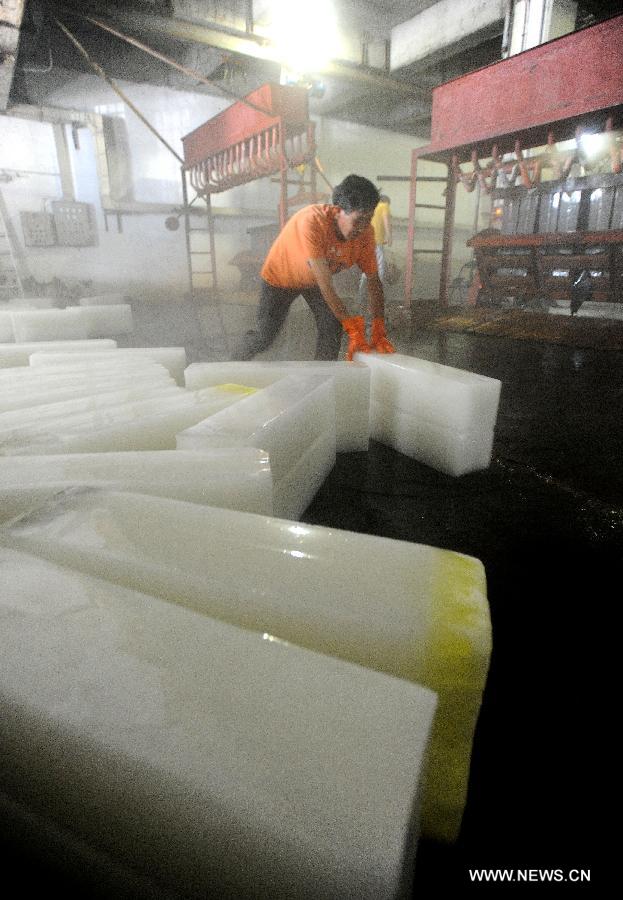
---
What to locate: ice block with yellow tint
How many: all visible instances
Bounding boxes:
[0,488,491,841]
[0,545,437,899]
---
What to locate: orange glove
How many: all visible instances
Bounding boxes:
[342,315,371,361]
[370,317,396,354]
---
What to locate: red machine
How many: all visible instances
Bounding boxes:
[405,14,623,309]
[180,83,320,294]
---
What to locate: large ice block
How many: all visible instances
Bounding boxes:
[0,340,117,368]
[0,545,436,899]
[177,374,335,480]
[185,360,370,451]
[272,428,336,519]
[10,308,90,342]
[0,383,181,434]
[0,489,491,841]
[0,387,246,455]
[370,401,495,477]
[0,369,175,417]
[28,347,187,384]
[356,352,501,475]
[0,449,272,520]
[3,296,60,308]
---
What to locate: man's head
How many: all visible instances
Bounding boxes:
[332,175,380,240]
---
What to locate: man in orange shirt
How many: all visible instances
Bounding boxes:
[239,174,395,361]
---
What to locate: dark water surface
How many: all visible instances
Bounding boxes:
[304,329,616,891]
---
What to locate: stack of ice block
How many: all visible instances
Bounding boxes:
[0,339,117,368]
[6,305,133,342]
[0,449,272,522]
[177,373,337,519]
[355,352,502,476]
[0,488,492,842]
[29,346,188,384]
[0,359,175,413]
[185,360,370,452]
[0,383,250,455]
[1,543,437,899]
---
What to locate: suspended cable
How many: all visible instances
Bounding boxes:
[51,3,274,116]
[53,17,185,164]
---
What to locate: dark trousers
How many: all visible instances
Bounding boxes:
[239,279,343,361]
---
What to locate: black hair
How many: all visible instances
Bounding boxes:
[332,175,380,213]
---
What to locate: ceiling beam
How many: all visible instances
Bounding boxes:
[0,0,26,110]
[51,1,430,102]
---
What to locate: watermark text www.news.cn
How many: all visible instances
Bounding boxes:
[468,868,591,884]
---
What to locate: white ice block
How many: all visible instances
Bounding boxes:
[0,545,436,900]
[370,401,496,477]
[0,358,164,384]
[0,340,117,368]
[0,489,491,842]
[0,370,172,412]
[10,308,90,343]
[185,360,370,452]
[272,428,336,519]
[3,296,59,308]
[177,374,335,480]
[356,352,501,475]
[0,449,272,520]
[28,347,187,384]
[0,387,245,455]
[355,352,501,434]
[78,293,125,306]
[80,304,134,337]
[0,383,181,434]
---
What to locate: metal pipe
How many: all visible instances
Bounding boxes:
[53,18,184,164]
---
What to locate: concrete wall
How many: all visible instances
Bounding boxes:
[1,74,481,305]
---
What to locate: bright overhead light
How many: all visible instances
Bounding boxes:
[269,0,340,76]
[579,132,606,159]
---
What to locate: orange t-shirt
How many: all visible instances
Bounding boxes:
[260,204,378,289]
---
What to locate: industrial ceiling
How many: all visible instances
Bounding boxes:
[2,0,623,138]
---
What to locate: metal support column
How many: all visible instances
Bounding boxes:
[439,165,457,307]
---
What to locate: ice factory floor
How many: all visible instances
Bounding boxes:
[3,318,612,895]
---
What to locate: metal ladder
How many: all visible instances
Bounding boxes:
[0,189,24,300]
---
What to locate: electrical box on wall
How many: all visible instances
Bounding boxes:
[51,201,98,246]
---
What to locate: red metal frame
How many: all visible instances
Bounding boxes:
[181,82,317,227]
[180,83,319,294]
[405,15,623,307]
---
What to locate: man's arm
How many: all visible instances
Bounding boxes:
[307,258,350,320]
[307,257,371,359]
